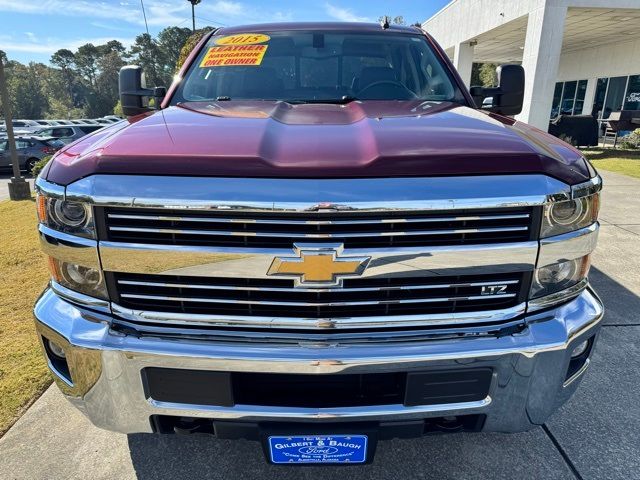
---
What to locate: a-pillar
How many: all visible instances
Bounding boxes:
[515,4,567,131]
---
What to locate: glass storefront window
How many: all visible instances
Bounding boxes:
[593,74,639,135]
[624,75,640,110]
[602,76,627,119]
[592,78,608,118]
[550,79,589,118]
[551,75,639,123]
[551,82,563,118]
[560,80,577,115]
[574,80,588,115]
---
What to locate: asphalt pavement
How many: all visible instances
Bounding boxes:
[0,170,638,480]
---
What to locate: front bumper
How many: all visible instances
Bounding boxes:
[34,287,603,434]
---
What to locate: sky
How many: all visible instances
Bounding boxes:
[0,0,450,64]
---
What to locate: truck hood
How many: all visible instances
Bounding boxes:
[46,101,590,185]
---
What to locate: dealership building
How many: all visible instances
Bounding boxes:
[423,0,640,132]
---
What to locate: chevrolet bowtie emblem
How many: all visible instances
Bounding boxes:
[267,243,371,287]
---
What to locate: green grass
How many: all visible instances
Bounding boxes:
[0,199,51,436]
[582,148,640,179]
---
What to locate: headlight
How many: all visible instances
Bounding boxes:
[37,195,95,238]
[541,194,599,238]
[530,255,591,299]
[48,257,108,299]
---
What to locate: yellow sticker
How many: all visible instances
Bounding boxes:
[215,33,270,46]
[199,45,268,67]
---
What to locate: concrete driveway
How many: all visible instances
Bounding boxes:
[0,173,35,200]
[1,171,638,480]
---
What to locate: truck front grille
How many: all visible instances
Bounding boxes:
[109,272,525,321]
[102,207,534,248]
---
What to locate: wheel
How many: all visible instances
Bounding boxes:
[25,158,39,175]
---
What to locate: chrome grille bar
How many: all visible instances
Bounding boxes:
[119,293,517,307]
[112,271,524,324]
[117,279,520,294]
[107,213,531,225]
[108,225,529,238]
[104,204,534,249]
[111,302,527,330]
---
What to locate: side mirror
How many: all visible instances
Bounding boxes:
[470,64,524,116]
[118,65,166,117]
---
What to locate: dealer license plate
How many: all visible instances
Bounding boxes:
[267,434,368,464]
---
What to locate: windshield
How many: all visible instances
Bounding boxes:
[172,30,466,104]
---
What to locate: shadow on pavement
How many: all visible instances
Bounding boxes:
[589,266,640,325]
[127,426,573,480]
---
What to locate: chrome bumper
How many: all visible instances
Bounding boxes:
[34,286,603,434]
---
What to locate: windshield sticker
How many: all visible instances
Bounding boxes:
[199,45,268,67]
[215,33,270,46]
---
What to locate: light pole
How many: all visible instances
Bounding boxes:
[187,0,202,32]
[0,57,31,200]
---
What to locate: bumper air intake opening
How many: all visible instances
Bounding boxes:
[565,335,595,382]
[149,414,487,437]
[142,368,493,409]
[42,336,72,384]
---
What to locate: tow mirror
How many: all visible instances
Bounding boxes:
[470,64,524,116]
[118,65,166,117]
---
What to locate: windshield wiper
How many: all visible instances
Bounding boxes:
[213,96,360,104]
[287,96,359,105]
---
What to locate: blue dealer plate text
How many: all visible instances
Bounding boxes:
[268,435,368,464]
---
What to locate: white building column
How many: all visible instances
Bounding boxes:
[515,4,567,131]
[582,78,597,116]
[453,41,474,88]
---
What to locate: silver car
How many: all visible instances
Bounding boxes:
[0,136,64,173]
[33,124,104,144]
[0,119,42,134]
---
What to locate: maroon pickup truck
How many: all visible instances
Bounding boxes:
[34,22,602,465]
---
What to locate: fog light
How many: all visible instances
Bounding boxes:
[571,340,589,358]
[61,263,101,288]
[47,339,66,359]
[50,259,108,299]
[530,255,591,299]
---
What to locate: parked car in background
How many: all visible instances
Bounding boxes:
[0,126,31,138]
[34,124,104,144]
[0,136,63,173]
[0,119,42,134]
[14,119,43,131]
[103,115,123,122]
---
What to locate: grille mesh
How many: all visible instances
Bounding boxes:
[102,207,534,249]
[102,205,536,331]
[111,272,525,319]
